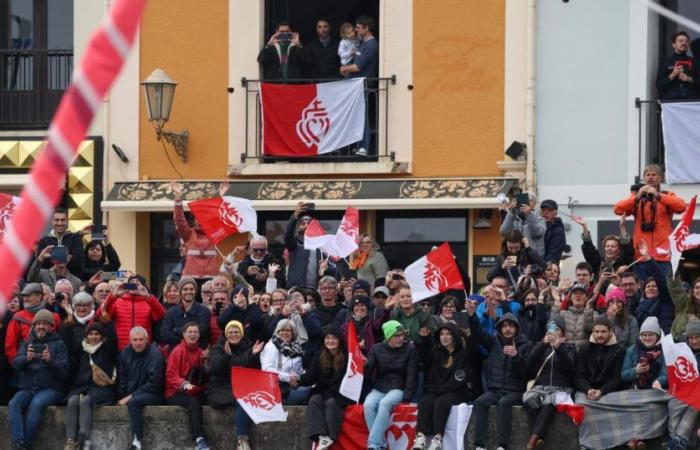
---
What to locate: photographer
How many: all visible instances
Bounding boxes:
[237,236,286,293]
[285,202,325,289]
[257,20,309,81]
[488,230,545,291]
[27,244,82,293]
[655,31,698,100]
[613,164,686,275]
[499,192,547,258]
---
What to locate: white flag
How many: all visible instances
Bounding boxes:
[662,102,700,184]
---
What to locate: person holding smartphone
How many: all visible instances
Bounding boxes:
[257,20,309,81]
[285,202,326,289]
[82,228,122,283]
[26,244,82,293]
[498,192,547,258]
[487,230,545,291]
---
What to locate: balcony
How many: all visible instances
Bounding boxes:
[0,49,73,130]
[240,76,396,164]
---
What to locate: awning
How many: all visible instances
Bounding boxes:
[101,178,516,211]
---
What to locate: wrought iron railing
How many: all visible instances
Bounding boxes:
[0,49,74,129]
[241,76,396,163]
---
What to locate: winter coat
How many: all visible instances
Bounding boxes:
[341,309,389,357]
[355,251,390,286]
[206,337,260,408]
[634,260,675,334]
[26,260,82,293]
[390,307,437,346]
[418,323,475,401]
[59,316,116,373]
[669,277,700,339]
[475,300,522,336]
[66,333,118,406]
[613,191,686,262]
[315,303,346,331]
[305,38,341,79]
[99,293,166,351]
[655,52,699,100]
[499,210,547,257]
[165,340,206,398]
[5,308,62,362]
[621,341,667,389]
[82,243,121,282]
[543,217,567,264]
[550,303,594,348]
[36,231,86,279]
[469,312,532,393]
[218,303,267,344]
[574,335,625,395]
[257,42,310,80]
[118,343,165,398]
[299,350,352,407]
[13,329,69,392]
[518,304,548,344]
[284,214,321,289]
[174,202,221,278]
[161,302,211,350]
[364,340,417,401]
[260,339,304,384]
[267,311,322,369]
[487,248,545,290]
[581,232,634,278]
[237,253,286,292]
[527,341,577,388]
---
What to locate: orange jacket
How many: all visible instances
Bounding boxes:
[613,191,686,262]
[174,202,221,278]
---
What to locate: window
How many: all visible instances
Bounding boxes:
[151,213,182,295]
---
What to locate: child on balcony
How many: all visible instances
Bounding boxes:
[338,22,359,75]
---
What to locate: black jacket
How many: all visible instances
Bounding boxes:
[36,232,86,279]
[527,341,577,388]
[257,43,309,80]
[581,233,634,278]
[13,329,70,392]
[237,253,286,292]
[217,303,265,344]
[284,214,320,288]
[543,217,566,264]
[487,248,545,289]
[656,52,698,100]
[161,302,211,350]
[118,343,165,398]
[419,323,475,401]
[66,332,118,406]
[60,318,117,374]
[469,312,532,393]
[306,38,341,79]
[518,304,548,344]
[206,337,260,408]
[315,303,346,331]
[298,329,353,407]
[574,339,625,395]
[82,243,121,282]
[365,340,418,401]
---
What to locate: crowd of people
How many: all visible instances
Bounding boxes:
[1,165,699,450]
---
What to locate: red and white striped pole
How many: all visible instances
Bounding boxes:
[0,0,148,310]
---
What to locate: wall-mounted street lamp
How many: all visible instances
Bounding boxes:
[142,69,189,163]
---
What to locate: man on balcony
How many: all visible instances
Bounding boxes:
[306,18,341,79]
[656,31,698,100]
[258,21,309,81]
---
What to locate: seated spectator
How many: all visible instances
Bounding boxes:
[656,31,698,100]
[363,321,417,450]
[621,317,667,390]
[666,320,700,450]
[434,295,459,325]
[574,315,625,403]
[35,207,86,279]
[475,282,521,336]
[293,327,351,450]
[540,199,566,264]
[488,231,545,290]
[413,323,474,450]
[670,276,700,339]
[207,289,230,346]
[522,317,576,450]
[82,234,121,283]
[58,292,98,372]
[258,20,308,81]
[267,288,322,369]
[98,282,166,351]
[217,285,266,344]
[117,327,165,450]
[390,285,437,345]
[468,311,532,450]
[634,240,675,334]
[517,288,548,344]
[549,283,594,348]
[27,244,82,293]
[9,310,69,449]
[601,287,639,349]
[499,193,547,258]
[206,320,263,450]
[161,277,211,352]
[5,283,61,363]
[306,18,341,79]
[63,322,117,450]
[260,319,310,405]
[619,272,642,316]
[200,280,214,307]
[165,323,210,450]
[342,295,395,358]
[160,280,180,310]
[237,236,285,293]
[350,234,389,286]
[572,215,634,279]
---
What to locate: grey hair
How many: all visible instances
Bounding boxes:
[250,235,268,247]
[525,191,537,204]
[55,279,74,294]
[318,276,338,289]
[274,319,297,339]
[72,292,95,307]
[129,326,148,339]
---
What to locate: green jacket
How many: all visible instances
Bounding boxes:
[390,307,437,345]
[670,277,692,339]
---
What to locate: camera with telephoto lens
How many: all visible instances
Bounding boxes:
[54,293,66,303]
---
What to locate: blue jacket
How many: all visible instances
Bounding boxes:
[543,217,566,264]
[634,260,675,334]
[13,329,69,392]
[621,341,667,389]
[476,300,521,336]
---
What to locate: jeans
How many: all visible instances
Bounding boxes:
[9,388,64,445]
[472,390,522,447]
[364,389,403,449]
[65,393,93,440]
[235,405,252,437]
[127,392,163,441]
[166,393,205,441]
[283,386,311,406]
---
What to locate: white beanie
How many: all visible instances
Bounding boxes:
[639,316,663,338]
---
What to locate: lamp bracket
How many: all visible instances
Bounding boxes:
[157,128,189,163]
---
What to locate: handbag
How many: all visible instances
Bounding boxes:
[526,350,554,391]
[89,355,116,387]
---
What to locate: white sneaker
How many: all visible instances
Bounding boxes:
[496,447,507,450]
[412,433,426,450]
[317,436,334,450]
[237,436,251,450]
[427,435,442,450]
[475,447,486,450]
[356,147,368,156]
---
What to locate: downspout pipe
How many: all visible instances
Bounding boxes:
[525,0,537,193]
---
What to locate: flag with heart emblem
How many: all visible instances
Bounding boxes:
[188,196,258,245]
[404,242,465,303]
[661,334,700,410]
[231,367,288,424]
[332,404,417,450]
[261,78,365,157]
[339,320,364,402]
[333,207,360,259]
[0,193,20,243]
[669,195,700,275]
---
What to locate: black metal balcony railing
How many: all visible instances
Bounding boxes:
[0,49,74,129]
[241,76,396,163]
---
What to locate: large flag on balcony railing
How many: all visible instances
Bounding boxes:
[260,78,365,157]
[661,101,700,183]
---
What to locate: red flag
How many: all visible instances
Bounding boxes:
[404,242,464,302]
[231,367,287,424]
[339,320,364,402]
[555,403,585,425]
[0,193,20,243]
[261,79,365,157]
[669,195,700,274]
[333,207,360,258]
[188,196,257,245]
[332,404,417,450]
[661,334,700,410]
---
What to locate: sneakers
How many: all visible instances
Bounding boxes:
[665,435,688,450]
[427,435,442,450]
[475,446,486,450]
[195,437,210,450]
[412,433,426,450]
[11,442,27,450]
[237,436,251,450]
[496,446,507,450]
[355,147,368,156]
[64,439,78,450]
[130,435,142,450]
[316,436,334,450]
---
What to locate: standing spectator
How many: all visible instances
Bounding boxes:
[237,236,286,293]
[613,164,686,274]
[63,322,117,450]
[540,199,566,264]
[35,207,86,278]
[363,321,417,450]
[9,310,69,450]
[670,276,700,339]
[488,231,545,290]
[160,280,181,310]
[475,282,521,336]
[390,286,437,345]
[260,319,310,405]
[306,18,340,79]
[257,21,308,81]
[666,319,700,450]
[161,277,211,351]
[285,202,321,289]
[656,31,698,100]
[549,283,595,348]
[517,288,548,344]
[499,193,547,258]
[468,312,532,450]
[117,327,165,450]
[337,22,359,68]
[82,234,121,283]
[165,323,211,450]
[27,244,82,293]
[602,287,639,349]
[634,240,675,334]
[572,215,634,277]
[5,283,61,363]
[349,234,389,286]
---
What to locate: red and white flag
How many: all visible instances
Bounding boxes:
[231,367,288,424]
[188,196,257,245]
[669,195,700,274]
[404,243,465,302]
[261,78,365,157]
[333,207,360,259]
[304,219,336,254]
[0,193,20,243]
[339,320,364,402]
[333,404,417,450]
[661,334,700,410]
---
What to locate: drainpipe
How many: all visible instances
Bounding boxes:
[525,0,537,193]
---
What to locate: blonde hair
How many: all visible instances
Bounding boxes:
[340,22,354,36]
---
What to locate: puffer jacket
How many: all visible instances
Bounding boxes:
[469,312,532,393]
[550,303,594,348]
[527,341,577,388]
[174,201,221,277]
[13,329,70,392]
[165,340,206,398]
[206,337,260,408]
[574,334,625,395]
[419,323,475,401]
[365,340,418,401]
[621,340,667,389]
[5,308,62,362]
[99,293,166,351]
[118,343,165,398]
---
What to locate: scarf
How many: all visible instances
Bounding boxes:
[82,339,104,355]
[289,312,309,344]
[350,251,369,270]
[272,335,303,358]
[26,302,45,314]
[74,310,95,325]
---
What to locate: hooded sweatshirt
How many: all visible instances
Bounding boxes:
[574,332,625,395]
[419,323,475,400]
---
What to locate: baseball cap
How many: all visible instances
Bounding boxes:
[373,286,390,298]
[570,283,588,294]
[541,199,558,210]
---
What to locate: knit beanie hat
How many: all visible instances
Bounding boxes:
[85,321,106,337]
[551,316,566,334]
[685,319,700,338]
[225,320,244,337]
[639,316,663,338]
[178,276,197,293]
[606,287,626,304]
[32,309,54,326]
[382,320,405,341]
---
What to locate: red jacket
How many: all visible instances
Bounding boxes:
[614,191,686,262]
[165,340,205,398]
[4,309,61,363]
[174,202,221,278]
[99,293,166,351]
[208,314,222,347]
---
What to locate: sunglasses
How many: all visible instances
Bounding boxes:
[251,248,266,253]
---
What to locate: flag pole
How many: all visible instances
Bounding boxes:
[214,245,227,260]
